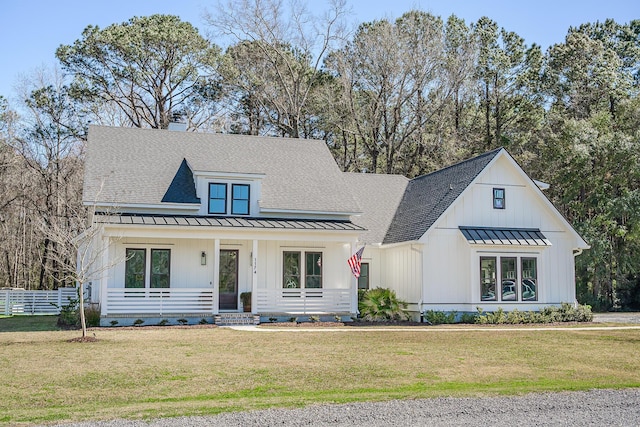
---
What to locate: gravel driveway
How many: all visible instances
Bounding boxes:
[49,388,640,427]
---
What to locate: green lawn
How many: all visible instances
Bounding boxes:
[0,315,59,332]
[0,323,639,425]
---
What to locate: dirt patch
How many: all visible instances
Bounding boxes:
[67,336,99,343]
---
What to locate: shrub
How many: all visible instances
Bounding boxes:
[358,287,410,322]
[56,297,79,328]
[157,319,169,326]
[177,318,188,325]
[109,320,119,326]
[199,318,209,324]
[424,310,456,325]
[133,319,145,327]
[84,306,101,327]
[459,312,478,324]
[309,315,320,323]
[475,303,594,324]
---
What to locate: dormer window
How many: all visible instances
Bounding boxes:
[209,183,227,214]
[207,182,252,216]
[493,188,505,209]
[231,184,250,215]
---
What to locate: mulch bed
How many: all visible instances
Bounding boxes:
[258,321,345,327]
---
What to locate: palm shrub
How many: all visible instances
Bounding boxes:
[358,287,410,322]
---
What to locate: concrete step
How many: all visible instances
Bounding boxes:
[215,313,260,326]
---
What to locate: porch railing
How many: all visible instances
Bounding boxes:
[256,288,352,314]
[104,288,214,316]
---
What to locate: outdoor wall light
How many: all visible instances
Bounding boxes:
[201,251,207,265]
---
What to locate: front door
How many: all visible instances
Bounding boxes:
[219,249,239,310]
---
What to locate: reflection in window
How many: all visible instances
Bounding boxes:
[125,249,146,288]
[283,252,301,288]
[521,258,537,301]
[305,252,322,288]
[501,257,517,301]
[150,249,170,288]
[480,257,497,301]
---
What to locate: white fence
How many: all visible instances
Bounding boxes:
[256,288,352,314]
[104,288,214,315]
[1,288,78,316]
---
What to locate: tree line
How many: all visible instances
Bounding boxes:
[1,1,639,310]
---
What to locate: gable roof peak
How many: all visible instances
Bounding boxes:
[383,148,503,245]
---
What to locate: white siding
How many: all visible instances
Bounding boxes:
[421,154,582,311]
[380,244,422,306]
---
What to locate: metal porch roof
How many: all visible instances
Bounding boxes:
[95,213,365,232]
[459,226,551,246]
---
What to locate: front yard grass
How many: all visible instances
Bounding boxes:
[1,326,639,425]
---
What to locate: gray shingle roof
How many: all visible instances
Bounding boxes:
[83,126,360,214]
[343,173,408,244]
[383,148,502,245]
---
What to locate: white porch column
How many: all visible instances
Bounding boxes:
[251,239,258,314]
[99,236,110,316]
[213,239,220,314]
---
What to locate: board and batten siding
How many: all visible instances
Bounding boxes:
[420,154,581,311]
[380,244,423,308]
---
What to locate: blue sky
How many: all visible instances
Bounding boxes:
[1,0,638,101]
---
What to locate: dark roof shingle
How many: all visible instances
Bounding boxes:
[383,148,502,244]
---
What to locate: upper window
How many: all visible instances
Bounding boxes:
[231,184,250,215]
[493,188,505,209]
[209,183,227,214]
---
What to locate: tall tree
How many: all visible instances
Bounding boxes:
[324,11,448,175]
[56,14,222,130]
[205,0,348,138]
[12,69,87,289]
[473,17,543,150]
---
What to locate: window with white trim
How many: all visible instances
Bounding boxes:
[125,248,171,288]
[480,255,537,302]
[283,251,323,289]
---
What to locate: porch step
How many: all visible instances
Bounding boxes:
[215,313,260,326]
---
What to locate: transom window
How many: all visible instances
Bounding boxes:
[208,183,227,214]
[231,184,250,215]
[283,251,323,289]
[125,248,171,288]
[480,255,537,302]
[493,188,505,209]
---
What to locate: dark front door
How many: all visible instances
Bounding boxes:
[219,249,239,310]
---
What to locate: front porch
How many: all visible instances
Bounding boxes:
[91,215,362,324]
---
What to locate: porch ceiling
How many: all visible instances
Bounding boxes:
[459,226,551,246]
[95,213,365,232]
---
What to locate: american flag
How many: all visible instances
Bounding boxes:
[348,246,365,278]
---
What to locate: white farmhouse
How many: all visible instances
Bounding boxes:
[81,126,588,325]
